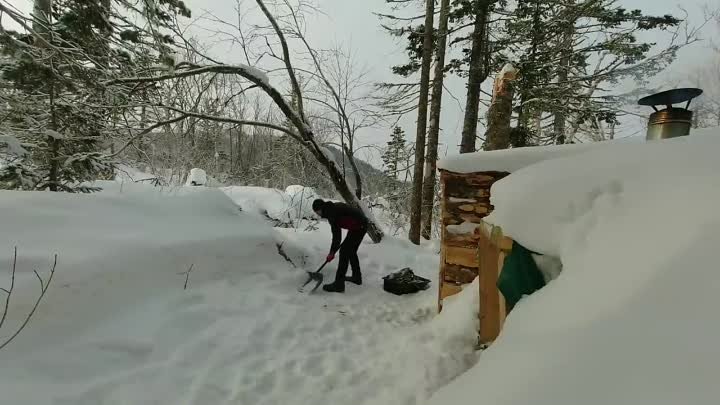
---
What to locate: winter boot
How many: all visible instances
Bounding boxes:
[345,273,362,285]
[323,281,345,293]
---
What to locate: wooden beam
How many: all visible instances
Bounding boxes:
[478,234,503,343]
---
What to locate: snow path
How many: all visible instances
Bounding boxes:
[0,182,479,405]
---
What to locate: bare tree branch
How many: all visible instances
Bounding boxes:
[0,251,57,352]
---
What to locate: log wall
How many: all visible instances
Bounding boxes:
[438,169,511,344]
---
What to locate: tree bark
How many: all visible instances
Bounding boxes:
[34,0,59,191]
[459,0,492,154]
[553,7,574,145]
[484,64,518,151]
[408,0,435,245]
[420,0,451,240]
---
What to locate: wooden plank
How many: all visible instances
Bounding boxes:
[498,251,508,322]
[445,246,479,268]
[474,223,514,251]
[439,282,463,302]
[478,235,503,344]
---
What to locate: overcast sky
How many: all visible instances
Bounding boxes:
[6,0,716,167]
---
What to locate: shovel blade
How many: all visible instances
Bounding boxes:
[299,271,324,293]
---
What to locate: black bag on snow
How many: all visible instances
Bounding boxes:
[382,268,431,295]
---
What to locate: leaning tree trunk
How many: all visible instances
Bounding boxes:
[107,0,386,242]
[459,0,492,154]
[343,146,363,199]
[305,140,383,242]
[408,0,436,245]
[420,0,451,240]
[484,64,518,151]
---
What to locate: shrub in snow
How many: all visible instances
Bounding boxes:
[284,185,321,220]
[185,168,207,186]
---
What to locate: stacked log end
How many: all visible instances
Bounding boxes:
[438,169,509,311]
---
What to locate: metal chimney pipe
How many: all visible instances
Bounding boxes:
[638,88,703,141]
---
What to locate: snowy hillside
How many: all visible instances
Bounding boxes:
[428,132,720,405]
[0,179,478,404]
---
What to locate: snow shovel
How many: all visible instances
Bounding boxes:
[298,259,330,293]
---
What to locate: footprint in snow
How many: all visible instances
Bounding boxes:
[254,370,277,392]
[302,354,325,377]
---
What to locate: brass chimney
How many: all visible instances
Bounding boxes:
[638,88,703,140]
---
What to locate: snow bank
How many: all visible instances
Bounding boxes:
[437,136,643,174]
[221,185,320,225]
[0,181,482,405]
[427,132,720,405]
[285,185,320,219]
[185,168,208,186]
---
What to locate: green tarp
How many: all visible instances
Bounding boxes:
[497,241,546,310]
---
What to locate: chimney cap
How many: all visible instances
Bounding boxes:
[638,87,703,108]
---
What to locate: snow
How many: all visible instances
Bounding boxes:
[448,197,476,203]
[0,180,484,404]
[185,168,207,186]
[437,136,644,174]
[498,62,517,77]
[285,184,321,219]
[0,135,27,156]
[446,221,480,235]
[221,185,319,224]
[239,63,270,86]
[427,131,720,405]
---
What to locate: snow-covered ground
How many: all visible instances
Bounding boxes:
[428,131,720,405]
[5,130,720,404]
[0,179,478,404]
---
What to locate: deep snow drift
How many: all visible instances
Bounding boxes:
[0,180,479,404]
[428,132,720,405]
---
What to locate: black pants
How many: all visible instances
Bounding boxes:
[334,227,366,283]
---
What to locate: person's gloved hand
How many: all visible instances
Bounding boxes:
[326,253,335,262]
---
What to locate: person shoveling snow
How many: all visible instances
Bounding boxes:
[312,198,368,293]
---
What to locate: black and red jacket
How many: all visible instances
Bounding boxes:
[320,201,368,252]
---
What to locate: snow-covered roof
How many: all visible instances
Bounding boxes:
[437,136,644,174]
[428,128,720,405]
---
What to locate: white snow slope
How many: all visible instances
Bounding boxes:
[0,180,479,405]
[427,132,720,405]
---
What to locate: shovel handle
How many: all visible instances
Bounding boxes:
[314,260,329,274]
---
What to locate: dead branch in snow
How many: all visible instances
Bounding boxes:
[276,242,296,268]
[177,264,195,290]
[0,248,57,351]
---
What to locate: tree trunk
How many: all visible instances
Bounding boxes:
[459,0,492,154]
[34,0,59,191]
[515,0,542,146]
[408,0,436,245]
[484,64,518,151]
[553,9,574,145]
[343,145,363,199]
[420,0,451,240]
